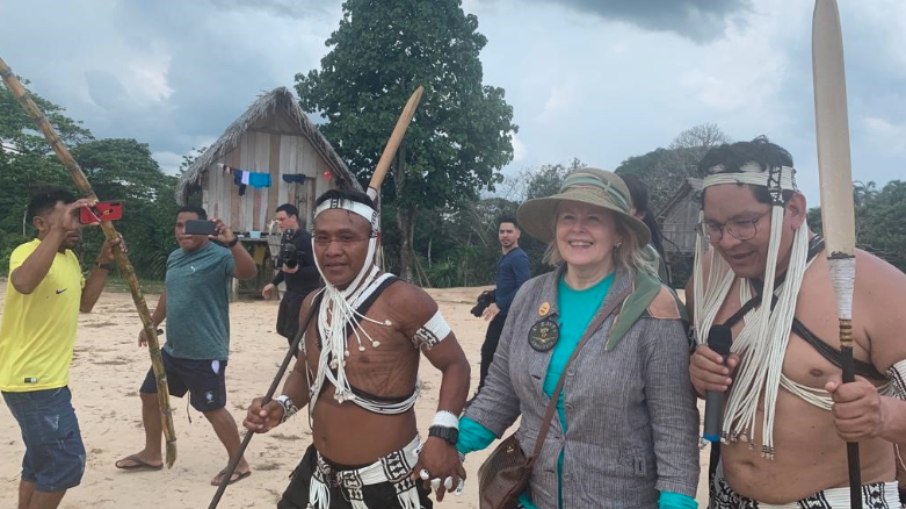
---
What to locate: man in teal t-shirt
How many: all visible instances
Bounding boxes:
[116,206,258,487]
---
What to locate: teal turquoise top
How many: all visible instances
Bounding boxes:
[458,271,697,509]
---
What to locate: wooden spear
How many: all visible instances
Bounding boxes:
[0,56,178,468]
[367,85,424,200]
[812,1,860,506]
[208,85,424,508]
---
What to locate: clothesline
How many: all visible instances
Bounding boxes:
[216,163,311,196]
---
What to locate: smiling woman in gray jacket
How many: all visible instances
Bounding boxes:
[456,168,700,509]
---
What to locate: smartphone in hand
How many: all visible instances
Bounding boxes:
[79,201,124,224]
[184,219,217,236]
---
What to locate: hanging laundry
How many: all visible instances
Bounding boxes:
[248,172,272,188]
[232,169,247,196]
[282,173,308,184]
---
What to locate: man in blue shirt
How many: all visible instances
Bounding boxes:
[115,206,258,487]
[478,216,531,391]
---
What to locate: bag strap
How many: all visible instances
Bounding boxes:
[529,282,633,459]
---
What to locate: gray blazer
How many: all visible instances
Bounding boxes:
[465,267,699,508]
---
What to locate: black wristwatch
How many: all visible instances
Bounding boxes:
[226,237,240,248]
[428,425,459,446]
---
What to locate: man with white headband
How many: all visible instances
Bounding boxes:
[244,189,471,509]
[688,136,906,508]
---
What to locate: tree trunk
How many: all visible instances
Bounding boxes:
[397,206,417,282]
[393,138,416,282]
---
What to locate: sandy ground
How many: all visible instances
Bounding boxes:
[0,284,709,508]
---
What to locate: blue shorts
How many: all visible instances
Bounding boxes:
[140,349,228,412]
[2,387,86,492]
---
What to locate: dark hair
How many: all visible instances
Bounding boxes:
[497,215,519,230]
[315,189,375,209]
[698,135,795,204]
[620,173,666,258]
[177,205,207,220]
[28,186,76,219]
[276,203,299,217]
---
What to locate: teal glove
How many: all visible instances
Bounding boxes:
[659,491,697,509]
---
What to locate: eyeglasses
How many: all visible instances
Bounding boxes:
[698,212,769,243]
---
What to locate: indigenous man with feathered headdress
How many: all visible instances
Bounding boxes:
[244,189,471,509]
[688,136,906,508]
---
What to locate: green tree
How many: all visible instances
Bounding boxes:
[295,0,517,282]
[809,180,906,273]
[71,139,180,278]
[1,79,92,154]
[616,123,730,215]
[859,180,906,270]
[1,81,92,269]
[1,82,181,280]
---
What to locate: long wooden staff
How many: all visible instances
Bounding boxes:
[812,1,860,506]
[0,56,178,467]
[208,85,424,508]
[367,85,424,200]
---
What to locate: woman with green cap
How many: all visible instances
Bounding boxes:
[456,168,699,508]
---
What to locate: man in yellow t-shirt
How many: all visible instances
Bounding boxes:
[0,187,119,509]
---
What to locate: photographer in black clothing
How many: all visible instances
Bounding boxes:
[260,204,321,348]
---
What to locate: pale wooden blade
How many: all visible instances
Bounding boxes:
[812,7,863,504]
[813,0,856,258]
[367,85,424,200]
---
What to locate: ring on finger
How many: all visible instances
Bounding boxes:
[419,468,431,481]
[430,478,442,491]
[455,477,465,495]
[443,476,454,490]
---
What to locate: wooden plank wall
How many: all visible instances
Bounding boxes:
[200,128,337,233]
[661,196,699,254]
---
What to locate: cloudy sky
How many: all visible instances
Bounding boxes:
[1,0,904,205]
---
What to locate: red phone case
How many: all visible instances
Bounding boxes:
[80,201,123,224]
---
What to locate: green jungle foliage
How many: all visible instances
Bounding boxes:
[1,81,179,280]
[295,0,517,283]
[3,81,903,291]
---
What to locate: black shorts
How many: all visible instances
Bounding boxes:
[276,290,307,342]
[278,444,433,509]
[140,349,227,412]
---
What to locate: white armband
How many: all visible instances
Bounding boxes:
[412,310,451,350]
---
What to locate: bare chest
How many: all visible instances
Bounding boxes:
[714,274,873,389]
[303,307,420,396]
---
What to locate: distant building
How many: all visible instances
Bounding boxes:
[656,178,702,287]
[176,87,360,296]
[176,87,360,228]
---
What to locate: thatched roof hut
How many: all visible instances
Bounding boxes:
[656,177,703,256]
[651,177,702,287]
[176,87,360,232]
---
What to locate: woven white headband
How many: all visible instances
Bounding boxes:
[703,163,797,193]
[314,198,378,227]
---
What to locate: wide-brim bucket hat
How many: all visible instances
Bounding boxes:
[517,167,651,248]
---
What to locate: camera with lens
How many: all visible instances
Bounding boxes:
[277,229,301,269]
[470,289,496,317]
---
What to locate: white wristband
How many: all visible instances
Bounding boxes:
[432,410,459,429]
[275,395,298,423]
